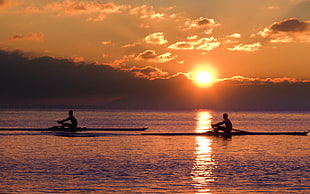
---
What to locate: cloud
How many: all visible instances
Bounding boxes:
[6,32,44,41]
[135,50,177,63]
[121,43,138,48]
[20,1,171,23]
[218,75,310,85]
[144,32,168,45]
[129,5,165,20]
[136,50,157,60]
[125,66,169,80]
[1,49,310,110]
[156,52,177,63]
[6,1,172,24]
[120,67,189,84]
[102,53,108,58]
[70,56,84,63]
[227,33,241,39]
[101,40,112,45]
[187,35,198,40]
[138,23,151,29]
[259,18,310,43]
[266,5,279,10]
[268,18,309,33]
[22,0,128,21]
[168,37,220,51]
[228,42,261,52]
[223,33,241,44]
[168,41,195,50]
[51,1,125,15]
[269,36,295,43]
[0,49,138,99]
[195,37,221,51]
[179,17,220,32]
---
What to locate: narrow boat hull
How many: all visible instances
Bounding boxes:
[46,132,123,137]
[234,131,309,135]
[142,131,309,136]
[0,127,148,132]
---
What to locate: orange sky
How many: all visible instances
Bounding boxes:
[1,0,310,110]
[1,0,310,81]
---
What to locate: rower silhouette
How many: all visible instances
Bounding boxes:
[211,113,232,133]
[57,110,78,129]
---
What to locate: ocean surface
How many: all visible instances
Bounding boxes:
[0,109,309,193]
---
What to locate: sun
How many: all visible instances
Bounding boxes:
[191,66,217,88]
[196,71,213,84]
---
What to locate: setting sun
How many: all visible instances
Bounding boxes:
[191,66,217,87]
[196,71,213,84]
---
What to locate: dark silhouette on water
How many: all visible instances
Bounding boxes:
[212,113,233,133]
[57,110,78,129]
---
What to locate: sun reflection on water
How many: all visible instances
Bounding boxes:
[191,111,216,194]
[195,111,212,133]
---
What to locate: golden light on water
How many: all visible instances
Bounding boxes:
[191,110,216,193]
[192,137,216,193]
[195,111,212,133]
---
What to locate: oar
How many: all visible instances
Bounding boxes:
[232,128,248,133]
[211,125,249,133]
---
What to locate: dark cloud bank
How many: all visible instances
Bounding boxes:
[1,49,310,110]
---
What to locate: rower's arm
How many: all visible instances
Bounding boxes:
[59,117,70,122]
[214,121,224,126]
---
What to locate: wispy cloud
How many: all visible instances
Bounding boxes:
[228,42,261,52]
[121,43,138,48]
[135,50,177,63]
[129,5,165,20]
[218,75,310,85]
[22,0,128,21]
[168,41,195,50]
[101,40,112,45]
[6,32,44,41]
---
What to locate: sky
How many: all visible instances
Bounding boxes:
[1,0,310,110]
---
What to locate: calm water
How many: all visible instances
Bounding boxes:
[0,109,309,193]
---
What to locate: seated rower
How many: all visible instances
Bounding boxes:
[57,110,78,129]
[211,113,233,133]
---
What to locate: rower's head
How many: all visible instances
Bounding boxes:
[223,113,228,119]
[68,110,73,115]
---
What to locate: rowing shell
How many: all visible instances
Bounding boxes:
[0,127,148,132]
[141,131,309,136]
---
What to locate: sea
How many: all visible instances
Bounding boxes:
[0,109,309,193]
